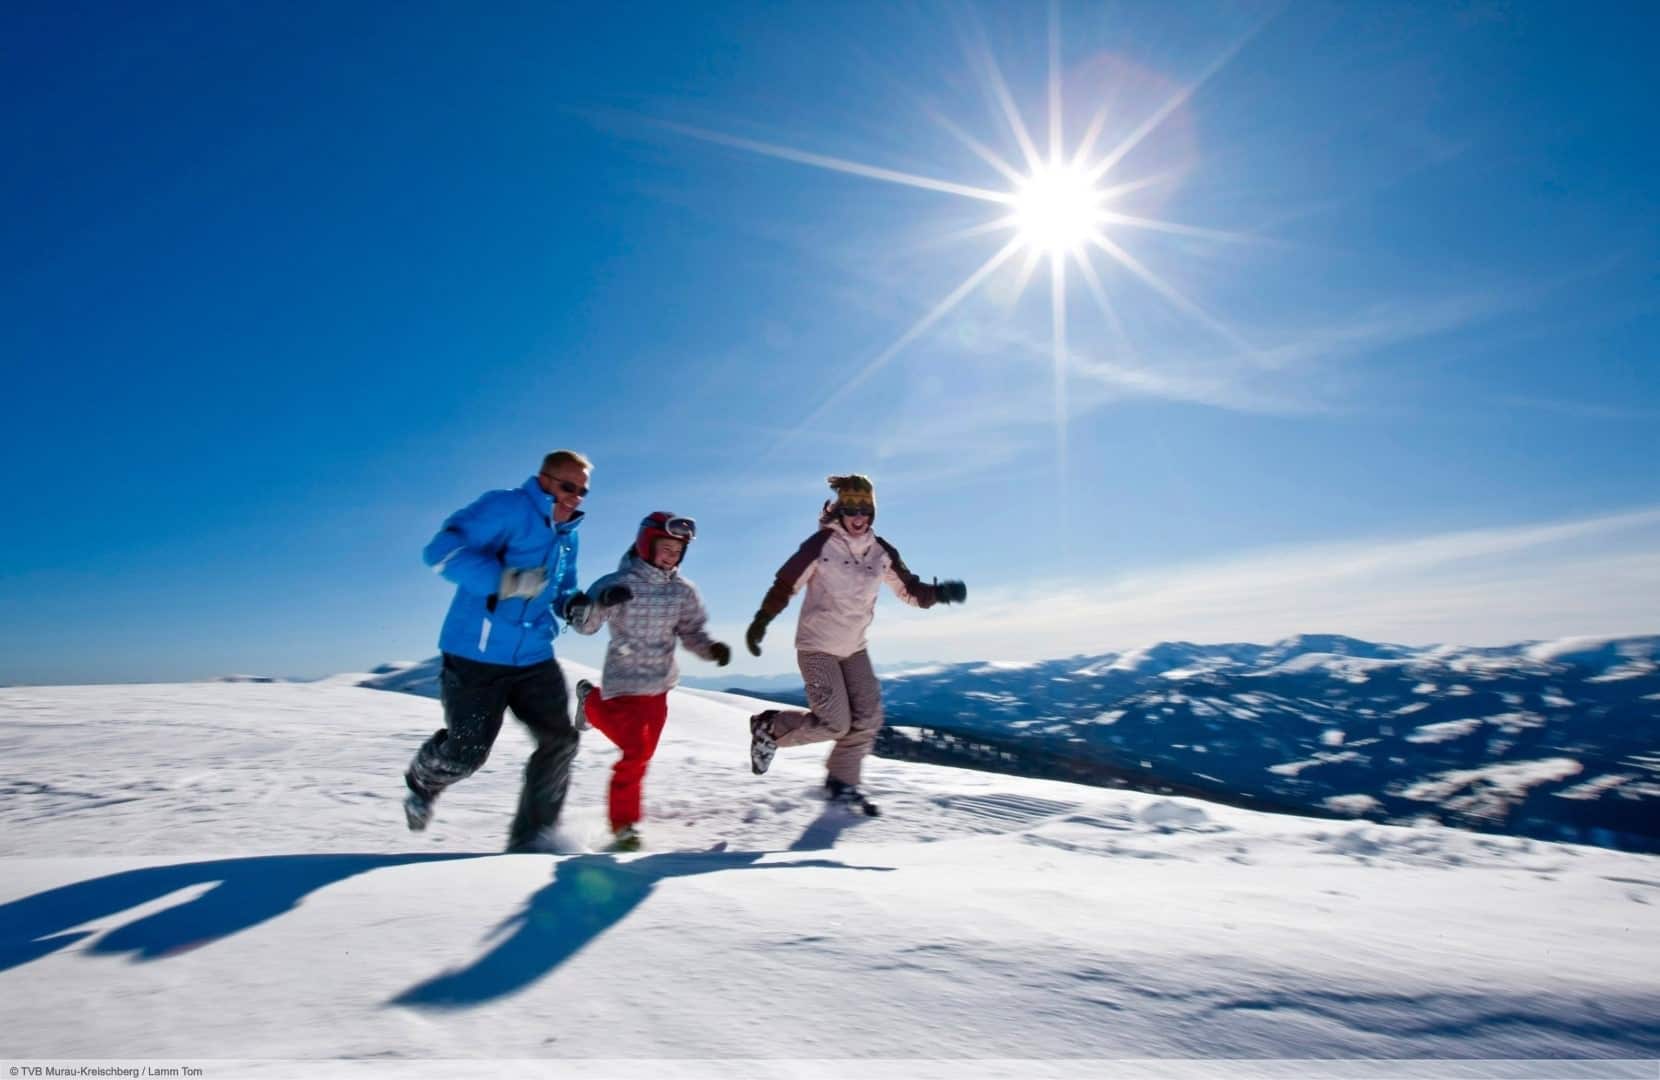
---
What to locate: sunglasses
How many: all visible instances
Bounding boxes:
[837,503,874,518]
[645,514,697,541]
[541,474,589,497]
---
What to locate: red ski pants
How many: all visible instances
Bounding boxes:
[582,690,669,831]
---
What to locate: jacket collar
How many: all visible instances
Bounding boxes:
[823,517,876,555]
[619,551,676,582]
[521,476,585,532]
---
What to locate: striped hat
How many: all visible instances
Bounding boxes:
[826,474,876,521]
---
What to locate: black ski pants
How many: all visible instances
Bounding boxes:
[406,653,580,852]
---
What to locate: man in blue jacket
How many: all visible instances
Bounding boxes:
[403,449,601,853]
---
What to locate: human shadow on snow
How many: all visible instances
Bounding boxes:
[787,805,873,851]
[0,852,486,972]
[390,847,891,1009]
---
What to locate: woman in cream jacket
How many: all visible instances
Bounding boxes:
[743,475,966,814]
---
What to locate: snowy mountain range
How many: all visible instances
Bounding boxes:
[766,634,1660,852]
[343,634,1660,852]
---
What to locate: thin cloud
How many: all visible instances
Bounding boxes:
[870,507,1660,659]
[797,285,1516,485]
[1061,288,1513,415]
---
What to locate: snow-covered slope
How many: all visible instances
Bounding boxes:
[1,673,1657,1072]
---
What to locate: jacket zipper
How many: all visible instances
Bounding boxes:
[510,528,564,665]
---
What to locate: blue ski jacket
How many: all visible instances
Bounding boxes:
[423,476,584,667]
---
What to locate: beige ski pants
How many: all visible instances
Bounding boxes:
[767,649,884,785]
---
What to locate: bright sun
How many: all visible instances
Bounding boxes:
[664,4,1253,462]
[1012,164,1102,254]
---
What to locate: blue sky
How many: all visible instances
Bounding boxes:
[2,1,1657,684]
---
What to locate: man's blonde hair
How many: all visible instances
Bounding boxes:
[542,449,593,472]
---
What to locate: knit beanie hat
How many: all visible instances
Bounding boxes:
[826,474,876,522]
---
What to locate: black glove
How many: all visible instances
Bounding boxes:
[561,591,592,621]
[745,612,772,657]
[709,642,732,667]
[596,583,633,607]
[934,579,967,605]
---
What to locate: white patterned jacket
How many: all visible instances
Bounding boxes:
[571,552,722,698]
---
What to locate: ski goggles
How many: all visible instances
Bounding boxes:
[835,502,875,518]
[644,515,697,540]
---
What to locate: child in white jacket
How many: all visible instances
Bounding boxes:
[570,512,731,851]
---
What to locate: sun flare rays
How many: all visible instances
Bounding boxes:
[663,8,1264,467]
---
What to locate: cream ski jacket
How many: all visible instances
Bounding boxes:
[758,518,942,659]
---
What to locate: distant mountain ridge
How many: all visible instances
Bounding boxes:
[343,633,1660,852]
[713,633,1660,853]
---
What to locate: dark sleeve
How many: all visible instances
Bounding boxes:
[875,536,938,609]
[757,531,833,618]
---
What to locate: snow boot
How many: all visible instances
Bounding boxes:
[825,777,881,817]
[574,679,595,732]
[403,774,436,832]
[749,711,779,775]
[608,824,643,853]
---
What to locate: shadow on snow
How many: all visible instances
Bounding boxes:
[0,852,485,972]
[390,845,892,1009]
[788,804,874,852]
[0,819,892,1011]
